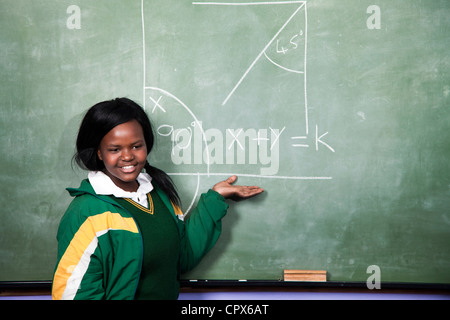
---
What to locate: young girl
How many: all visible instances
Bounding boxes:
[52,98,263,300]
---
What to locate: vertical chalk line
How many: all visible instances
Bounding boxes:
[304,3,308,135]
[141,0,146,110]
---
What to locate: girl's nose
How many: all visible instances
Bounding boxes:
[121,149,134,161]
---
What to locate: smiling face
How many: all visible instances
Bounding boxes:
[97,119,148,192]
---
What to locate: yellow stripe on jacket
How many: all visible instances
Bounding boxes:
[52,212,139,300]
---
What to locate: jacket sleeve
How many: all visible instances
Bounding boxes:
[52,197,106,300]
[179,189,229,273]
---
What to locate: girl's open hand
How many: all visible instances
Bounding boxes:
[212,175,264,201]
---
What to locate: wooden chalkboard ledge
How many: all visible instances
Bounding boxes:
[180,280,450,294]
[0,281,51,297]
[1,280,449,297]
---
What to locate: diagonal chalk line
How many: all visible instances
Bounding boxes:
[213,2,306,105]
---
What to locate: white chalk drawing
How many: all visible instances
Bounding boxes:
[141,1,333,213]
[193,1,307,135]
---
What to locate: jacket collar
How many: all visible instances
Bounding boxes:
[88,171,154,208]
[66,179,178,221]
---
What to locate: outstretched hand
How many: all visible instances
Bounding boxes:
[212,175,264,201]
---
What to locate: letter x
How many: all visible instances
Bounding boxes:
[149,95,166,113]
[227,129,244,150]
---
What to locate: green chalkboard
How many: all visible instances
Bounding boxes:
[1,0,449,284]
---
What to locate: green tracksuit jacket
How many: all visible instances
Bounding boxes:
[52,179,228,300]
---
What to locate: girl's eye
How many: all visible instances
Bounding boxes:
[108,148,119,153]
[133,145,143,149]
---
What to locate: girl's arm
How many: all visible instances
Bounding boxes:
[52,205,107,300]
[179,189,228,273]
[179,175,263,273]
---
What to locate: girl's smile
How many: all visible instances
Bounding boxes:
[97,119,148,192]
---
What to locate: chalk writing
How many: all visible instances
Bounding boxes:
[140,1,334,215]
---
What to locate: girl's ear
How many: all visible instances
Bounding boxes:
[97,149,103,161]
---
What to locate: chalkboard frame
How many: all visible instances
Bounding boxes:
[1,0,449,285]
[1,280,449,292]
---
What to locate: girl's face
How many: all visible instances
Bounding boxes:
[97,120,148,192]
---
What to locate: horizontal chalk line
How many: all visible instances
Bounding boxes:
[168,172,332,180]
[193,1,306,5]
